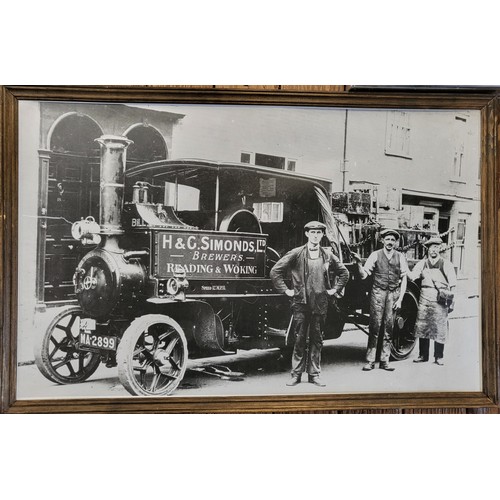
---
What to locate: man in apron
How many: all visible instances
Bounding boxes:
[270,221,349,387]
[353,228,408,371]
[407,237,457,365]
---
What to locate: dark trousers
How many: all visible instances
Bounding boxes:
[418,338,444,360]
[367,287,398,363]
[291,310,325,377]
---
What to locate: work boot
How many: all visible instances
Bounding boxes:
[413,356,428,363]
[434,358,445,366]
[308,376,326,387]
[362,362,375,371]
[286,375,301,386]
[379,362,395,371]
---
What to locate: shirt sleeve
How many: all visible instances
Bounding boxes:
[329,254,350,292]
[269,248,298,294]
[400,253,409,274]
[407,259,425,282]
[362,251,378,276]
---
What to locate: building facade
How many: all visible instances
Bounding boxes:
[19,101,184,308]
[162,104,480,279]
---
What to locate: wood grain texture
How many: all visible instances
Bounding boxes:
[6,86,493,109]
[404,408,467,414]
[1,85,499,414]
[481,99,499,406]
[0,87,18,413]
[214,85,280,90]
[0,87,4,413]
[280,85,347,92]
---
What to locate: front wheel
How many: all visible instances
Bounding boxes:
[391,290,419,360]
[34,305,101,384]
[117,314,188,396]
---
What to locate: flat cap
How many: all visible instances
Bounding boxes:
[380,228,400,240]
[304,220,326,231]
[423,236,443,246]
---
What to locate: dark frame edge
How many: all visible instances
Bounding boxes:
[4,85,494,110]
[1,86,498,413]
[5,391,496,414]
[0,86,4,413]
[480,98,499,407]
[1,86,19,413]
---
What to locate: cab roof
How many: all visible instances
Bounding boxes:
[126,158,332,191]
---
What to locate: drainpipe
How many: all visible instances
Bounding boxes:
[342,109,349,192]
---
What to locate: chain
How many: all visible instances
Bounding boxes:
[333,216,382,228]
[25,215,75,225]
[439,227,455,238]
[439,241,458,251]
[396,241,420,252]
[349,237,371,248]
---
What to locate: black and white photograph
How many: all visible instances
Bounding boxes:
[14,98,483,400]
[3,5,500,500]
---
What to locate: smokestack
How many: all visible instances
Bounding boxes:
[95,135,133,234]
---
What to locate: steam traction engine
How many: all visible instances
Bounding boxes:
[34,136,421,396]
[34,136,328,396]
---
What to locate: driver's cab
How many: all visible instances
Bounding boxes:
[124,159,336,261]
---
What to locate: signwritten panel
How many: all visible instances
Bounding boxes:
[154,231,267,279]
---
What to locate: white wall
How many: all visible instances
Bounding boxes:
[18,101,42,362]
[344,109,480,198]
[142,103,348,184]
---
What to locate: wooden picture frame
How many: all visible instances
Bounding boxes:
[1,85,498,413]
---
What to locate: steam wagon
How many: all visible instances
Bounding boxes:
[34,136,419,396]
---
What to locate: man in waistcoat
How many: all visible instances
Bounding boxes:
[270,221,349,387]
[353,228,408,371]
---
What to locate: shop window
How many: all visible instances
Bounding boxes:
[126,125,167,168]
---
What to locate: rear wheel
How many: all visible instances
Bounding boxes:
[117,314,188,396]
[219,209,262,233]
[391,290,419,360]
[34,305,101,384]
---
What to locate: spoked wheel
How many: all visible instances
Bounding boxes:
[34,305,101,384]
[391,290,419,361]
[117,314,188,397]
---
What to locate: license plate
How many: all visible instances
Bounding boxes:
[79,332,117,351]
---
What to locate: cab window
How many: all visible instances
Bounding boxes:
[164,182,200,211]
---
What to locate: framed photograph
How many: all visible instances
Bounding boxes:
[1,86,498,413]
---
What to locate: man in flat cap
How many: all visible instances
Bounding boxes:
[353,228,408,371]
[407,236,456,365]
[270,221,349,387]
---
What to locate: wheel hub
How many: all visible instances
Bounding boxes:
[153,350,170,366]
[396,316,405,329]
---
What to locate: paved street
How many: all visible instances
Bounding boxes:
[16,307,482,400]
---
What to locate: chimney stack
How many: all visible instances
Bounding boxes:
[96,135,133,234]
